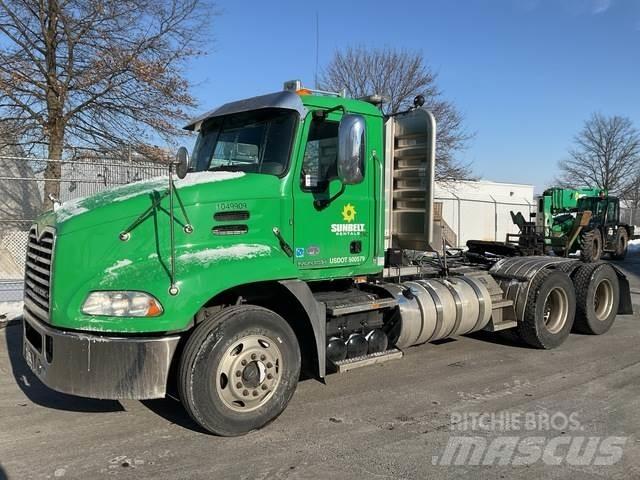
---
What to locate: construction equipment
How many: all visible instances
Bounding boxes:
[22,81,633,437]
[468,187,634,262]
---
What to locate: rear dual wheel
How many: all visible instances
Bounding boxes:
[516,263,620,348]
[178,305,301,436]
[573,263,619,335]
[517,270,576,349]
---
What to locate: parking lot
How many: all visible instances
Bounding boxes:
[0,252,639,479]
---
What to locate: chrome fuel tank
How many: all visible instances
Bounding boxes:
[381,274,493,348]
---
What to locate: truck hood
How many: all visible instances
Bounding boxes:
[49,171,266,235]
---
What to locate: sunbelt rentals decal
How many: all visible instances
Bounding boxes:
[331,203,365,236]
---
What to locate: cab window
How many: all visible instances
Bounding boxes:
[606,201,618,223]
[301,118,339,192]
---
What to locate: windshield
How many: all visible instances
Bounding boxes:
[577,197,605,221]
[191,108,298,176]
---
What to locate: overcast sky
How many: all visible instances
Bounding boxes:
[185,0,640,193]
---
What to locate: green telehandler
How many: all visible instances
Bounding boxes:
[468,187,634,262]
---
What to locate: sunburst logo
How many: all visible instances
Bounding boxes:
[341,203,356,222]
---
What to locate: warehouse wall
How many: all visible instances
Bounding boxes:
[434,180,535,248]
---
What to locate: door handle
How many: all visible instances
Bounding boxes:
[273,227,293,257]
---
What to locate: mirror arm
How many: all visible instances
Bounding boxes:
[385,95,426,119]
[313,105,346,121]
[173,187,193,233]
[168,163,179,296]
[314,182,346,211]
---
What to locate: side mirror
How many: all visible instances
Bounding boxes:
[175,146,190,179]
[337,114,365,185]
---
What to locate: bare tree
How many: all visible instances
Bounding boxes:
[320,46,474,181]
[556,113,640,194]
[0,0,213,204]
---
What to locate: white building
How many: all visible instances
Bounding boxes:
[434,180,535,248]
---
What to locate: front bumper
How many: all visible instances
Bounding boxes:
[22,309,180,400]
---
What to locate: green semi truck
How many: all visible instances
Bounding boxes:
[23,82,633,436]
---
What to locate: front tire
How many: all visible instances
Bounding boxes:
[573,263,619,335]
[178,305,301,436]
[517,269,576,349]
[580,230,602,262]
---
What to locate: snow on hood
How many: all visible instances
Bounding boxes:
[104,259,133,278]
[55,171,245,222]
[175,171,245,188]
[179,244,271,264]
[55,200,90,222]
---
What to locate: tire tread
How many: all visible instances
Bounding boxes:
[517,269,576,349]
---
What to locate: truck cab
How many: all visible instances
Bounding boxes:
[186,89,385,279]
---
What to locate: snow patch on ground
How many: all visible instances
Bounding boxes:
[179,244,271,264]
[105,259,133,278]
[0,301,23,322]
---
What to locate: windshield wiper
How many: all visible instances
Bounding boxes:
[209,165,244,172]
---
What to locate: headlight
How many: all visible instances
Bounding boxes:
[82,291,163,317]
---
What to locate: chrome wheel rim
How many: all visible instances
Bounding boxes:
[216,335,282,413]
[543,287,569,334]
[594,279,614,321]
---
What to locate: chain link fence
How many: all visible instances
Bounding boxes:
[0,152,169,302]
[621,205,640,233]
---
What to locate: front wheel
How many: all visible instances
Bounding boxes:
[178,305,301,436]
[517,269,576,349]
[580,230,602,262]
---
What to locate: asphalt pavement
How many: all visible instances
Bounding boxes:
[1,252,639,479]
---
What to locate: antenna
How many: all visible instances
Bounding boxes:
[314,11,319,88]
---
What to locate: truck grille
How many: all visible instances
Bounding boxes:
[24,226,55,322]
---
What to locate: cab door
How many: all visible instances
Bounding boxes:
[292,111,372,274]
[603,199,619,249]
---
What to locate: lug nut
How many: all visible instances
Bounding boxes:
[236,382,242,389]
[241,360,247,366]
[235,370,241,377]
[267,374,273,380]
[243,389,249,396]
[260,355,266,361]
[261,384,267,390]
[266,362,273,369]
[252,390,258,397]
[251,353,257,360]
